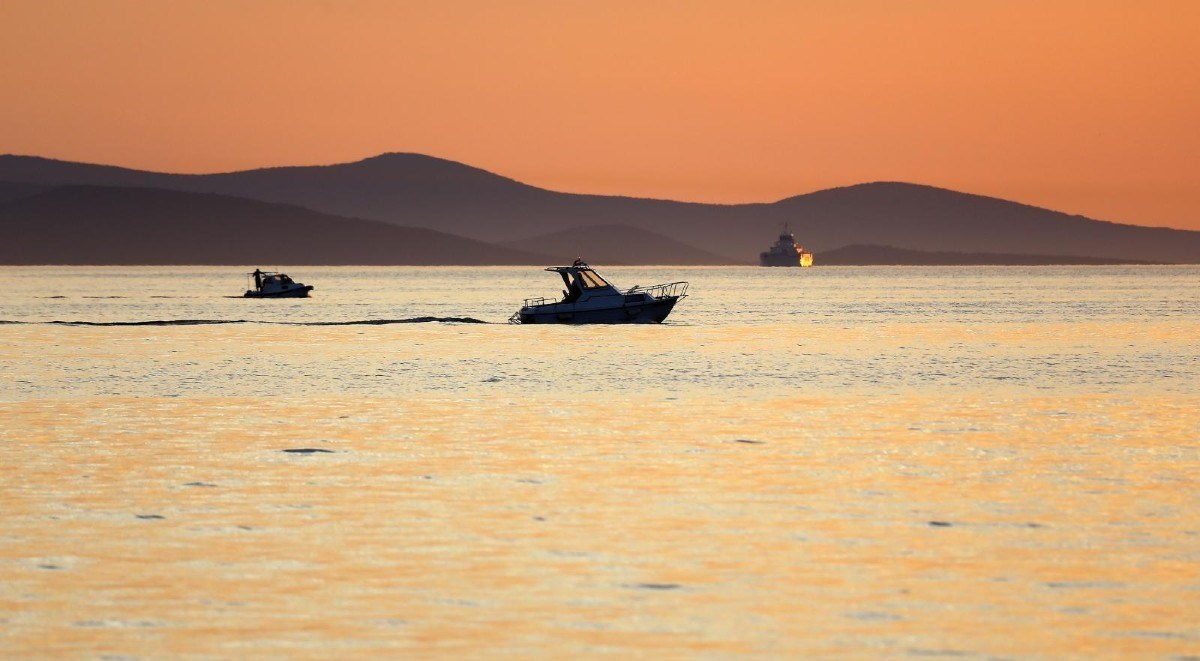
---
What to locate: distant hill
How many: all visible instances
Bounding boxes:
[0,153,711,243]
[2,153,1199,263]
[762,183,1200,265]
[818,244,1160,266]
[0,186,552,265]
[500,224,735,265]
[0,181,49,204]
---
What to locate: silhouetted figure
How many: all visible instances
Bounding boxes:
[253,268,263,290]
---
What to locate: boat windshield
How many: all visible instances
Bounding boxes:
[577,270,609,289]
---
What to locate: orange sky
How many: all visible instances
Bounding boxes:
[1,0,1197,229]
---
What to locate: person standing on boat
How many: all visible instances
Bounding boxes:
[253,269,264,290]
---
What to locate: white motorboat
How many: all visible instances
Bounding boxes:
[244,269,314,298]
[511,261,687,324]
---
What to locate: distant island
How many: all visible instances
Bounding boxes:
[1,153,1198,265]
[819,244,1161,266]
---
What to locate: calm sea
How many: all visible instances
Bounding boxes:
[2,265,1198,659]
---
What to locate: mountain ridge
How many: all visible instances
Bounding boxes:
[1,153,1198,263]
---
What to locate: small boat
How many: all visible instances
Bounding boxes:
[511,261,688,324]
[244,269,314,298]
[760,224,814,267]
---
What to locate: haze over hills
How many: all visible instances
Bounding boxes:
[500,224,734,265]
[0,186,553,265]
[818,244,1160,266]
[0,181,50,204]
[1,153,1198,264]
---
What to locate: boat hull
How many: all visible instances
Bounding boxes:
[518,297,680,324]
[244,285,313,298]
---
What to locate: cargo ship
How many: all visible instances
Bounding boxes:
[759,225,814,267]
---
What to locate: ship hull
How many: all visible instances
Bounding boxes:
[759,253,814,267]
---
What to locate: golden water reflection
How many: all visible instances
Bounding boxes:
[3,393,1197,658]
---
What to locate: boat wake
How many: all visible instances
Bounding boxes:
[305,317,489,325]
[0,317,492,326]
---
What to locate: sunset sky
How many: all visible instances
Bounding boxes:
[2,0,1197,229]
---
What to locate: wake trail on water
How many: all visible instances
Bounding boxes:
[0,317,492,326]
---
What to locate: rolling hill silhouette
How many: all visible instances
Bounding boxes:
[1,153,1198,263]
[0,154,729,252]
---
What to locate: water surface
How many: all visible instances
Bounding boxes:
[2,266,1197,658]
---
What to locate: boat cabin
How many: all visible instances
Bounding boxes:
[550,264,620,303]
[244,269,313,298]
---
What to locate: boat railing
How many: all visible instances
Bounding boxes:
[521,281,687,308]
[626,281,689,300]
